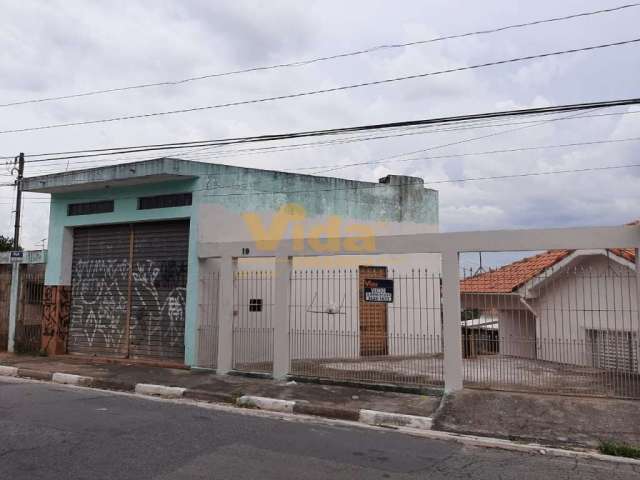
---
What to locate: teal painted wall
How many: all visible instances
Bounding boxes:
[46,179,200,364]
[41,159,438,366]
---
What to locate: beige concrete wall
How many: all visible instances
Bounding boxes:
[223,253,442,363]
[197,203,442,363]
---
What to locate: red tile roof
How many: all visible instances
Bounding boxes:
[460,248,636,294]
[609,248,636,263]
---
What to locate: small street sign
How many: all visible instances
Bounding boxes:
[363,278,394,303]
[10,251,23,262]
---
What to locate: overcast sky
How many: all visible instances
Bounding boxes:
[0,0,638,265]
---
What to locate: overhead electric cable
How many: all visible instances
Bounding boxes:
[2,38,639,135]
[1,2,637,109]
[11,97,640,162]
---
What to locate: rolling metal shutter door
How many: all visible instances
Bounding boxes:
[129,220,189,361]
[69,224,131,357]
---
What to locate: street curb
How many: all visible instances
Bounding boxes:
[135,383,186,398]
[413,429,640,466]
[359,409,433,430]
[237,395,295,413]
[52,372,92,386]
[16,367,53,381]
[0,366,18,376]
[183,388,236,404]
[292,402,360,421]
[2,366,639,467]
[88,378,136,392]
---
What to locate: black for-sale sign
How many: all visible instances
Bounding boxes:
[363,278,394,303]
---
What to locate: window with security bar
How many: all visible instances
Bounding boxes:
[138,193,192,210]
[249,298,263,312]
[67,200,114,216]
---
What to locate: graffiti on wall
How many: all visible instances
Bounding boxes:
[70,257,186,358]
[70,258,130,352]
[42,285,71,355]
[131,259,187,352]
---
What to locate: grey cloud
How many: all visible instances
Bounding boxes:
[0,0,638,249]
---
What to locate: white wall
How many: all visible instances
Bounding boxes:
[530,255,639,370]
[196,203,442,364]
[497,309,537,359]
[225,253,442,363]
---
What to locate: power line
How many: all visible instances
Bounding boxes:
[11,97,640,163]
[1,113,565,163]
[7,105,637,184]
[2,2,637,109]
[310,108,598,175]
[16,134,640,203]
[14,133,640,183]
[2,38,639,136]
[12,162,639,202]
[426,163,640,185]
[156,108,640,165]
[197,163,640,196]
[307,136,640,174]
[9,99,640,203]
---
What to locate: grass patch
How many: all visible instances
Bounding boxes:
[599,441,640,459]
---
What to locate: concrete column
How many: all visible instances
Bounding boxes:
[441,249,463,393]
[272,256,292,380]
[7,262,20,353]
[216,256,237,374]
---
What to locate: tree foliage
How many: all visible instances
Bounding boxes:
[0,235,20,252]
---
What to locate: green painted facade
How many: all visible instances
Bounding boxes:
[24,158,438,366]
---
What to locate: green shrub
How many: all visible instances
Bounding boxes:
[599,441,640,459]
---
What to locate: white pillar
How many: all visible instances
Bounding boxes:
[7,262,20,353]
[272,256,292,380]
[216,256,237,374]
[442,249,463,393]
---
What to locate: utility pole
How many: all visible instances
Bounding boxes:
[7,152,24,352]
[13,152,24,250]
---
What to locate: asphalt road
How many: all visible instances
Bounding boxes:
[0,377,637,479]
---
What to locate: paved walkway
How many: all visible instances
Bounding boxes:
[0,353,440,417]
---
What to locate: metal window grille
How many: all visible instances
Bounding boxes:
[249,298,263,312]
[67,200,114,216]
[138,193,192,210]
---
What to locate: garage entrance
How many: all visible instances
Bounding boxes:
[68,220,189,362]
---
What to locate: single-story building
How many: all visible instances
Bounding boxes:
[460,246,639,372]
[23,158,440,368]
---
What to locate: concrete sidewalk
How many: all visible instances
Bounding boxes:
[432,389,640,449]
[0,354,440,422]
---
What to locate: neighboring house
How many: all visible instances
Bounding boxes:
[460,247,639,372]
[0,251,46,353]
[23,158,440,368]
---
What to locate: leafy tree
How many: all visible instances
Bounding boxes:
[0,235,20,252]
